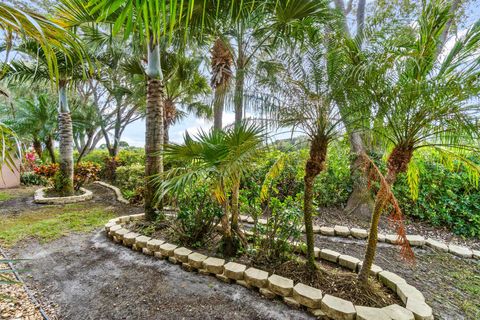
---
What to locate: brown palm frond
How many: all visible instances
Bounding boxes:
[210,38,233,89]
[359,152,415,263]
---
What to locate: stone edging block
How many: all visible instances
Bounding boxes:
[34,187,93,204]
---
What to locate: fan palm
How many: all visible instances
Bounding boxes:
[158,123,264,256]
[356,0,480,283]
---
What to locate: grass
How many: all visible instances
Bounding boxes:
[449,266,480,319]
[0,203,115,247]
[0,191,13,202]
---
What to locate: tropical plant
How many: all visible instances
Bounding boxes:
[158,123,264,256]
[356,1,480,284]
[4,40,88,196]
[1,93,58,163]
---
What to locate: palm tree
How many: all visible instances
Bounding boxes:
[5,42,87,195]
[259,41,346,269]
[0,3,83,172]
[158,123,264,256]
[1,93,58,163]
[357,1,480,284]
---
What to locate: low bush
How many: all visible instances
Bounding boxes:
[115,163,145,203]
[20,171,47,186]
[74,162,101,190]
[33,162,100,191]
[395,152,480,238]
[171,183,223,248]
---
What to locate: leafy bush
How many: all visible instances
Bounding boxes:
[34,163,59,178]
[74,162,101,190]
[171,183,223,247]
[21,171,47,186]
[251,195,303,263]
[115,163,145,203]
[81,149,109,166]
[395,152,480,238]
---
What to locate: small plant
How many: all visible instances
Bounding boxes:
[102,156,123,182]
[170,183,223,248]
[20,171,47,186]
[74,161,100,190]
[251,195,303,264]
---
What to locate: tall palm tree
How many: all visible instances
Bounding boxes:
[0,3,83,172]
[5,42,87,195]
[85,0,256,220]
[357,1,480,283]
[158,123,264,256]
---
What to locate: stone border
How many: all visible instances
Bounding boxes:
[34,187,93,204]
[93,181,129,204]
[105,213,434,320]
[239,216,480,260]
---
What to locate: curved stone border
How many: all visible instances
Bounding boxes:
[239,216,480,260]
[34,187,93,204]
[105,213,434,320]
[93,181,129,204]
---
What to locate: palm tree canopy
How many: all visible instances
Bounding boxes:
[157,123,264,202]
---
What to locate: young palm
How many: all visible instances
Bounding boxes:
[158,123,264,256]
[259,41,346,269]
[357,1,480,283]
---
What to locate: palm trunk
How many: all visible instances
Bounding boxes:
[213,86,225,130]
[234,38,245,126]
[163,99,175,145]
[358,146,413,284]
[45,135,56,163]
[303,137,328,270]
[32,138,43,159]
[164,122,170,145]
[345,132,374,219]
[144,43,164,221]
[57,82,74,196]
[220,181,235,256]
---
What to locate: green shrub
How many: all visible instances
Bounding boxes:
[21,171,47,186]
[81,149,109,166]
[395,152,480,238]
[251,195,303,263]
[115,163,145,202]
[117,148,145,166]
[74,162,101,190]
[172,183,223,248]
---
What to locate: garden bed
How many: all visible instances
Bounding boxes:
[34,187,93,204]
[111,213,433,320]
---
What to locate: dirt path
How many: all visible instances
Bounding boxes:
[11,231,312,320]
[4,185,312,320]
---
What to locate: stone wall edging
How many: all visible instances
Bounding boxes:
[104,213,434,320]
[239,215,480,260]
[93,181,130,204]
[34,187,93,204]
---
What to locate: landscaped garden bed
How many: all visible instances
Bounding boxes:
[110,213,434,320]
[34,187,93,204]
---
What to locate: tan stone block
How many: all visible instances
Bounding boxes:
[382,304,415,320]
[396,282,425,304]
[224,262,247,280]
[320,227,335,236]
[283,296,301,308]
[351,228,368,239]
[174,247,192,263]
[355,306,391,320]
[188,252,208,269]
[244,267,269,288]
[406,299,433,320]
[334,225,350,237]
[293,283,322,309]
[320,249,340,263]
[425,238,448,252]
[321,294,356,320]
[159,243,178,257]
[338,255,360,271]
[135,235,151,248]
[202,257,225,274]
[123,232,140,246]
[378,271,406,291]
[268,274,294,297]
[259,288,276,299]
[146,239,164,251]
[448,244,473,258]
